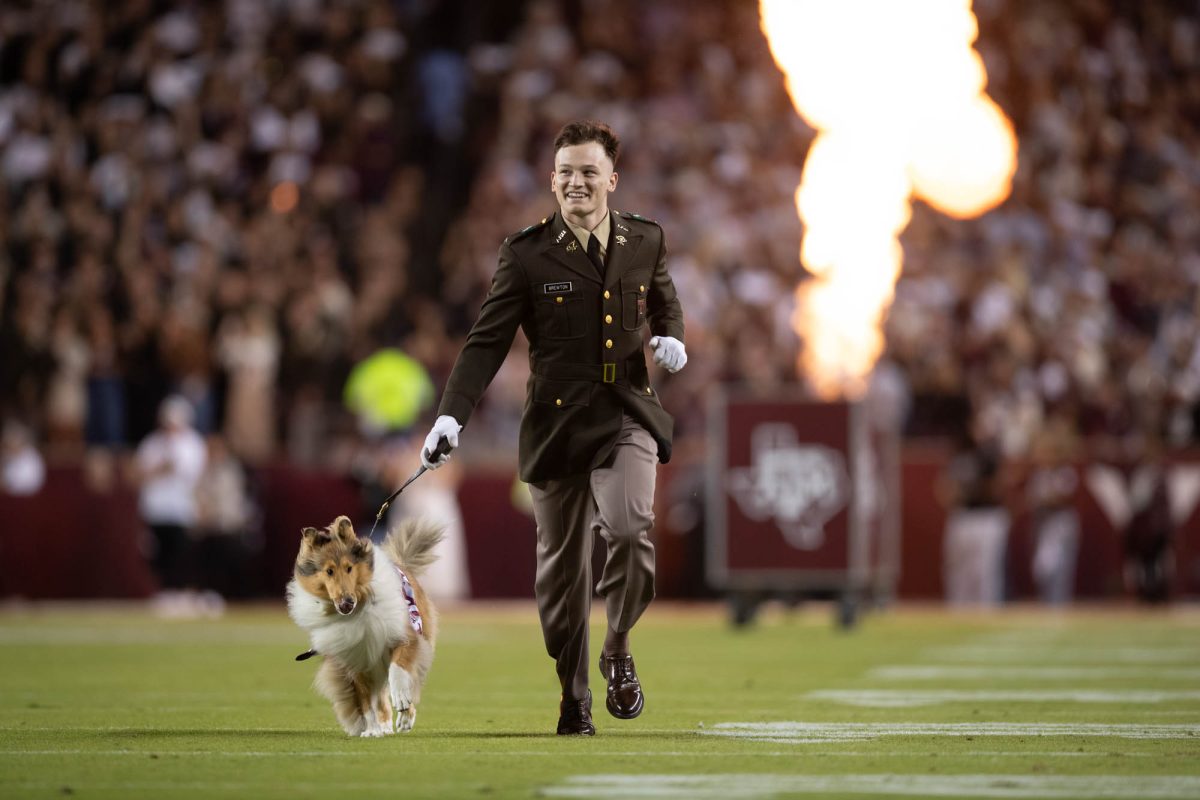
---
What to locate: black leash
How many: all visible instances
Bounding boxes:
[369,437,453,537]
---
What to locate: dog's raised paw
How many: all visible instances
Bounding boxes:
[397,706,416,733]
[389,665,413,709]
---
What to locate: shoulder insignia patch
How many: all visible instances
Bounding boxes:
[505,217,551,245]
[620,211,661,227]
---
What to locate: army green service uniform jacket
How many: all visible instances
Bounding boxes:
[437,210,685,484]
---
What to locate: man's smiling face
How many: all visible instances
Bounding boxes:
[551,141,618,225]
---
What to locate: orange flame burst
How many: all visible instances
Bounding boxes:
[760,0,1018,398]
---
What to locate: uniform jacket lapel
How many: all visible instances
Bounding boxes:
[542,212,603,283]
[602,212,644,291]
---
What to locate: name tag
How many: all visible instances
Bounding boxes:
[544,282,573,294]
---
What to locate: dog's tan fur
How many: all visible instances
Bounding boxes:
[288,515,441,736]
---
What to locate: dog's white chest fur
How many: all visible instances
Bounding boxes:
[286,561,412,675]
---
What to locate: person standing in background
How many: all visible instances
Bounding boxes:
[1025,421,1081,604]
[192,434,256,607]
[0,419,46,496]
[133,396,207,613]
[938,422,1011,606]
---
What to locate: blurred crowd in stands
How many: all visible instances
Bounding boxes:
[0,0,522,475]
[0,0,1197,601]
[4,0,1198,462]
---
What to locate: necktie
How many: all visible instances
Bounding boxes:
[586,232,605,277]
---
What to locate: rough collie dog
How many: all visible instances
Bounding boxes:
[286,515,442,736]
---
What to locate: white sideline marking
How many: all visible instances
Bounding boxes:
[808,689,1200,707]
[0,627,299,645]
[701,722,1200,742]
[871,665,1200,681]
[543,774,1200,799]
[0,749,1163,759]
[0,625,501,647]
[927,646,1200,664]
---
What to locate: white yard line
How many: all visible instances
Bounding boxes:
[0,749,1164,758]
[0,628,300,645]
[870,665,1200,680]
[925,646,1200,663]
[807,689,1200,707]
[702,721,1200,742]
[542,774,1200,799]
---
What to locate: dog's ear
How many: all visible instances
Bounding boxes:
[301,527,331,548]
[332,516,356,542]
[350,539,374,565]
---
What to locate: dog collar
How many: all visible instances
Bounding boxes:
[393,564,423,634]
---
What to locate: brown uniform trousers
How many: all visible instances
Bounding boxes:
[530,413,657,700]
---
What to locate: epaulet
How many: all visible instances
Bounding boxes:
[617,210,661,228]
[504,217,550,245]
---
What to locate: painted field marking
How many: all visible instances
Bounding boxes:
[807,689,1200,707]
[0,627,300,645]
[701,721,1200,743]
[543,774,1200,799]
[870,665,1200,681]
[0,749,1167,759]
[0,624,502,646]
[926,646,1200,663]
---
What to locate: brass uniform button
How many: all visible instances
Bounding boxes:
[556,296,563,304]
[555,398,562,407]
[640,285,645,292]
[603,290,611,299]
[646,387,652,394]
[605,314,613,324]
[605,339,613,349]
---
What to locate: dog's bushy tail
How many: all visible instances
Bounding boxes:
[380,519,445,577]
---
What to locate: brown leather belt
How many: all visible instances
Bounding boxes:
[535,361,628,384]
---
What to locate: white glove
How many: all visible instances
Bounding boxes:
[650,336,687,373]
[421,415,462,470]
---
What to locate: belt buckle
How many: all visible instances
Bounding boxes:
[603,363,616,383]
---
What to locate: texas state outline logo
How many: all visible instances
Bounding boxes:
[726,423,850,550]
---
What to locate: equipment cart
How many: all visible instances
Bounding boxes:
[705,391,901,628]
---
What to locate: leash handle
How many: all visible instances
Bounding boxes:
[422,436,453,466]
[369,437,454,536]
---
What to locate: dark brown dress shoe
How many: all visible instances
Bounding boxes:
[556,690,596,735]
[598,653,644,719]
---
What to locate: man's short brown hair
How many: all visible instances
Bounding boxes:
[553,120,620,168]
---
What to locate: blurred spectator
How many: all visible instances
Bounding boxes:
[83,305,126,449]
[1024,418,1081,605]
[132,396,206,606]
[937,423,1010,606]
[384,435,470,602]
[192,434,257,603]
[1122,435,1174,603]
[44,308,90,457]
[215,304,280,464]
[0,419,46,496]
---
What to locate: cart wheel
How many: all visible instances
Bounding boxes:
[729,592,760,628]
[836,594,859,630]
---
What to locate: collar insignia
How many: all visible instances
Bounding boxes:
[566,239,579,252]
[615,235,627,245]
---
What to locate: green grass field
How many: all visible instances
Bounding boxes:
[2,601,1198,799]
